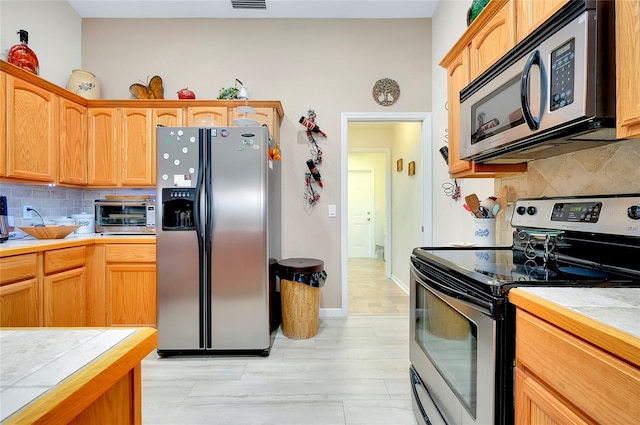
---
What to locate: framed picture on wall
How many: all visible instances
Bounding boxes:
[408,161,416,176]
[397,158,403,172]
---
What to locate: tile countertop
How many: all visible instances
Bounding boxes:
[0,233,155,257]
[509,287,640,366]
[0,327,157,422]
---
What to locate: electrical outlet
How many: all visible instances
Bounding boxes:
[23,205,33,219]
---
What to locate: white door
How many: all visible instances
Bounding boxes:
[348,169,374,258]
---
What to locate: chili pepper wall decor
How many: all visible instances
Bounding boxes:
[300,110,326,210]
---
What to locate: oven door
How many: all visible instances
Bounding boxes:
[410,261,497,425]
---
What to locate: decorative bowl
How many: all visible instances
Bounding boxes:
[18,225,80,239]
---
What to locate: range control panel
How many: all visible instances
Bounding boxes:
[511,195,640,237]
[550,201,602,223]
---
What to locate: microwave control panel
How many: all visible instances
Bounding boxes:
[550,38,575,111]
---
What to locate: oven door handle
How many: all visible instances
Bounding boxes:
[520,49,541,130]
[411,263,494,315]
[411,367,449,425]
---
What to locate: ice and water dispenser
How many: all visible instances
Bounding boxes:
[162,188,196,230]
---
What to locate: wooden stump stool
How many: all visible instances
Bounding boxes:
[277,258,326,339]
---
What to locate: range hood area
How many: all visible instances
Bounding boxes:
[472,118,620,165]
[459,0,622,165]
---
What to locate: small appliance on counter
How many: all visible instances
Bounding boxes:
[71,212,95,234]
[94,198,155,234]
[0,196,10,243]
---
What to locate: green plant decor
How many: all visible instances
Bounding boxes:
[468,0,490,25]
[217,87,240,100]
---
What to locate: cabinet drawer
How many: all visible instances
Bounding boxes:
[105,244,156,263]
[516,309,640,425]
[44,246,86,274]
[0,253,38,285]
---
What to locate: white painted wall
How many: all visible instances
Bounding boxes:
[0,0,82,87]
[430,0,495,246]
[390,122,424,286]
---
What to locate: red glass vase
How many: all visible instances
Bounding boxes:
[7,30,40,75]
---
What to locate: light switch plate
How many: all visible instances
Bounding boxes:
[328,204,337,218]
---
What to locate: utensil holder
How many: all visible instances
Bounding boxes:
[474,218,496,246]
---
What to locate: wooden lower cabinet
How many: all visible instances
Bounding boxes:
[43,268,86,327]
[1,241,158,329]
[515,308,640,425]
[43,246,87,327]
[104,244,157,327]
[0,279,40,327]
[515,368,588,425]
[0,253,40,327]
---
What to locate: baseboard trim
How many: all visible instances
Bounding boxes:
[391,275,409,294]
[320,308,347,318]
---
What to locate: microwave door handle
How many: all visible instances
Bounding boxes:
[520,50,541,130]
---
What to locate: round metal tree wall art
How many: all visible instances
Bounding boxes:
[372,78,400,106]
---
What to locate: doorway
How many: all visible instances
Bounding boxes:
[341,112,433,316]
[347,169,375,258]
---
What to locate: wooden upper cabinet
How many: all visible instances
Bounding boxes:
[87,107,119,186]
[440,0,527,178]
[447,51,473,176]
[152,108,184,186]
[153,108,183,128]
[186,106,228,126]
[59,98,88,186]
[616,0,640,139]
[228,106,279,142]
[120,108,154,186]
[515,0,569,42]
[469,0,516,80]
[5,75,58,182]
[0,72,6,177]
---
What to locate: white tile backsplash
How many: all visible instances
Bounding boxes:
[0,182,154,227]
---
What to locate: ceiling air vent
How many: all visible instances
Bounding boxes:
[231,0,266,9]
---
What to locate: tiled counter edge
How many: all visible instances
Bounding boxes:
[0,234,156,257]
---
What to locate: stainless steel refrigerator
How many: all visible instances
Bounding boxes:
[156,126,281,356]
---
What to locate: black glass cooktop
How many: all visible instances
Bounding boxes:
[413,246,635,290]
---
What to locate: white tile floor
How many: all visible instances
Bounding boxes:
[142,315,418,425]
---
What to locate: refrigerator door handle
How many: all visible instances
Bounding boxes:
[194,128,207,348]
[204,128,213,348]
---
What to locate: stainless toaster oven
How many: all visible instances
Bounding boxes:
[95,199,156,234]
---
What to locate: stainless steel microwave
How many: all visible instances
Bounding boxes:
[460,0,619,165]
[95,199,156,234]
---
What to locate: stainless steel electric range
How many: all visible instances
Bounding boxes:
[409,194,640,425]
